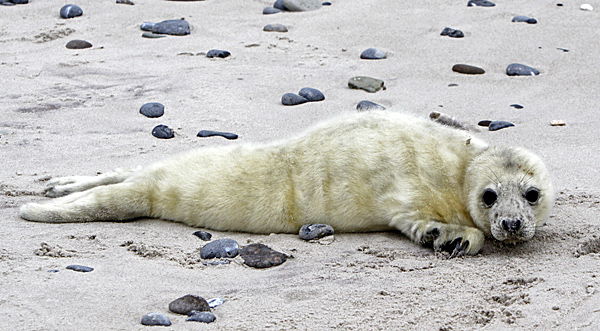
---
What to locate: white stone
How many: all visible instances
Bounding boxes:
[282,0,322,11]
[580,4,593,11]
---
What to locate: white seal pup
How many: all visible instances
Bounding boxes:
[19,111,554,256]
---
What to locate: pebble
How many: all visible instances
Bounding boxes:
[152,125,174,139]
[323,1,331,5]
[1,0,28,5]
[140,102,165,118]
[550,120,566,126]
[299,224,334,240]
[206,49,231,58]
[298,87,325,101]
[506,63,539,76]
[512,16,537,24]
[207,297,226,308]
[348,76,385,93]
[142,32,166,39]
[197,130,238,140]
[510,104,524,109]
[360,48,387,60]
[66,264,93,272]
[60,4,83,19]
[557,48,569,52]
[141,19,190,36]
[273,0,286,10]
[116,0,134,4]
[193,231,212,241]
[263,24,288,32]
[141,313,171,326]
[65,40,92,49]
[282,93,308,106]
[440,27,464,38]
[580,4,593,11]
[452,64,485,75]
[356,100,386,111]
[283,0,322,11]
[200,238,239,259]
[478,120,492,127]
[263,7,282,14]
[169,295,210,315]
[187,311,216,323]
[489,121,515,131]
[467,0,495,6]
[240,243,287,268]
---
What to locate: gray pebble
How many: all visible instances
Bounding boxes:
[298,87,325,101]
[186,311,216,323]
[299,224,334,240]
[356,100,386,111]
[348,76,385,93]
[193,231,212,241]
[283,0,322,11]
[197,130,238,140]
[66,264,93,272]
[263,7,282,14]
[452,64,485,75]
[140,22,155,31]
[60,4,83,19]
[489,121,515,131]
[323,1,331,5]
[142,19,190,36]
[141,313,171,326]
[152,125,174,139]
[201,238,239,259]
[169,295,210,315]
[140,102,165,118]
[510,104,524,109]
[264,23,288,32]
[240,243,287,268]
[360,48,386,60]
[2,0,29,5]
[65,40,92,49]
[478,120,492,127]
[282,93,308,106]
[512,16,537,24]
[506,63,539,76]
[206,49,230,58]
[441,27,464,38]
[207,297,226,308]
[273,0,287,10]
[467,0,495,6]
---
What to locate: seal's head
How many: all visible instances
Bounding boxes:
[465,147,554,243]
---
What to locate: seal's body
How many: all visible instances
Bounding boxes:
[20,112,554,255]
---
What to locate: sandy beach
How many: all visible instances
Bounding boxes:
[1,0,600,329]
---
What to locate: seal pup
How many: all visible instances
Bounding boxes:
[19,111,554,256]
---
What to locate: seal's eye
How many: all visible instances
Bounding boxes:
[482,189,497,207]
[525,188,540,205]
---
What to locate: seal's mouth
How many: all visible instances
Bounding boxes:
[491,224,535,243]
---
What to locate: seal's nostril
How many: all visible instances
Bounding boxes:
[502,219,522,232]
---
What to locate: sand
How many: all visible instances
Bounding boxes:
[1,0,599,329]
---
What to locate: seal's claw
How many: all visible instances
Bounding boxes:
[449,239,469,259]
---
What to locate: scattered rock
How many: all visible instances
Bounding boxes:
[65,39,92,49]
[197,130,238,140]
[298,87,325,101]
[240,243,288,268]
[152,125,174,139]
[510,104,524,109]
[60,4,83,19]
[478,120,492,127]
[448,83,459,87]
[299,224,334,240]
[116,0,134,4]
[580,4,593,11]
[348,76,385,93]
[1,0,29,5]
[356,100,385,111]
[141,313,171,326]
[141,19,190,36]
[207,297,226,308]
[169,295,210,315]
[200,239,239,259]
[273,0,287,10]
[140,102,165,118]
[467,0,495,6]
[323,1,331,5]
[550,120,566,126]
[263,23,288,32]
[489,121,515,131]
[452,64,485,75]
[557,48,569,52]
[512,16,537,24]
[283,0,322,11]
[34,242,73,258]
[360,48,386,60]
[440,27,464,38]
[506,63,539,76]
[66,264,94,272]
[206,49,231,58]
[282,93,308,106]
[263,7,282,14]
[187,311,216,323]
[193,231,212,241]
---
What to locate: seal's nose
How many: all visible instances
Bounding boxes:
[501,219,522,233]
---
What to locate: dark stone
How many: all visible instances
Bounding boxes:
[206,49,231,58]
[140,22,155,31]
[448,83,459,87]
[263,24,288,32]
[273,0,287,10]
[116,0,134,4]
[65,40,92,49]
[322,1,331,5]
[263,7,282,14]
[467,0,495,6]
[299,224,334,240]
[186,312,216,323]
[478,120,492,127]
[557,48,569,52]
[282,93,308,106]
[152,125,174,139]
[441,27,464,38]
[510,104,524,109]
[197,130,238,140]
[140,102,165,118]
[66,264,93,272]
[489,121,515,131]
[348,76,385,93]
[512,16,537,24]
[60,4,83,19]
[360,48,386,59]
[283,0,322,11]
[506,63,539,76]
[141,313,171,326]
[193,231,212,241]
[452,64,485,75]
[356,100,386,111]
[145,19,190,36]
[200,238,239,259]
[298,87,325,101]
[169,295,210,315]
[240,243,287,268]
[5,0,28,4]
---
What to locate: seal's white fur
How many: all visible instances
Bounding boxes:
[20,112,554,255]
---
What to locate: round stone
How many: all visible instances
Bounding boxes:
[478,120,492,127]
[510,104,524,109]
[186,311,216,323]
[141,313,171,326]
[206,49,230,58]
[298,87,325,101]
[273,0,287,10]
[263,7,282,14]
[489,121,515,131]
[60,4,83,19]
[240,243,287,268]
[200,238,239,259]
[452,64,485,75]
[283,0,322,11]
[360,48,386,60]
[506,63,539,76]
[299,224,334,240]
[193,231,212,241]
[140,102,164,118]
[356,100,386,111]
[348,76,385,93]
[512,16,537,24]
[152,19,190,35]
[197,130,238,140]
[440,27,464,38]
[580,4,593,11]
[65,40,92,49]
[467,0,495,6]
[140,22,155,31]
[282,93,308,106]
[263,24,288,32]
[169,295,210,315]
[152,125,174,139]
[207,297,226,308]
[66,264,93,272]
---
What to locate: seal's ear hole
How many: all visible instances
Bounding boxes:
[525,188,540,205]
[482,189,497,207]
